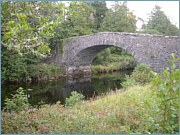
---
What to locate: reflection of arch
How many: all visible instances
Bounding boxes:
[62,32,179,73]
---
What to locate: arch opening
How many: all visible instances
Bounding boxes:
[66,44,138,74]
[91,46,138,73]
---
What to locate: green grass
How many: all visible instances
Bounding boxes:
[91,62,135,73]
[1,83,178,134]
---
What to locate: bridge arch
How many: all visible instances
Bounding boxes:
[60,32,178,74]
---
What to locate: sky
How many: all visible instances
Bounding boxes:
[62,1,179,30]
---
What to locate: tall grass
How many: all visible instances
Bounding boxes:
[2,84,177,134]
[91,62,135,73]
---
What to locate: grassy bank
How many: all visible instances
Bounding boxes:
[91,61,135,73]
[2,83,178,134]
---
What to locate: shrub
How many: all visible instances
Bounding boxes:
[3,87,30,113]
[65,91,85,107]
[134,63,151,73]
[150,53,179,134]
[121,75,138,88]
[132,70,152,85]
[121,63,153,88]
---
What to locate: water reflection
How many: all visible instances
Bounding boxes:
[91,70,132,94]
[1,70,133,109]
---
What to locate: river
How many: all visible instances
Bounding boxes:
[1,70,133,109]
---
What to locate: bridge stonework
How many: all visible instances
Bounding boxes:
[47,32,179,74]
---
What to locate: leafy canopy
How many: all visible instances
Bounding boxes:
[1,1,66,57]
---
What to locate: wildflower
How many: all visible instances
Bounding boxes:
[13,116,17,120]
[97,124,99,126]
[28,109,32,112]
[87,104,90,106]
[22,117,24,119]
[29,122,31,124]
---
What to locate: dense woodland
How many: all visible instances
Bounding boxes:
[1,1,179,82]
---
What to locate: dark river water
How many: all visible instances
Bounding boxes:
[1,70,133,109]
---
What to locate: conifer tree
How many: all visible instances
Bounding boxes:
[144,5,179,36]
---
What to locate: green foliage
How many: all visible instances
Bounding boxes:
[121,63,153,88]
[92,46,137,69]
[121,75,138,88]
[150,51,154,58]
[132,70,152,85]
[1,47,64,82]
[91,59,136,73]
[1,84,167,134]
[91,1,108,30]
[3,87,30,113]
[48,22,71,50]
[150,53,179,134]
[65,91,85,107]
[27,63,65,80]
[1,1,66,56]
[138,29,162,35]
[1,47,43,82]
[143,5,179,36]
[100,2,136,33]
[66,1,93,36]
[134,63,151,73]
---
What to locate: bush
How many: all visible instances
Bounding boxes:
[121,63,153,88]
[134,63,151,73]
[150,53,179,134]
[131,70,152,85]
[65,91,85,107]
[3,87,30,113]
[1,47,65,82]
[28,63,65,80]
[121,75,138,88]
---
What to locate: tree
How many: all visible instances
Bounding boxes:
[143,5,179,36]
[69,2,93,36]
[91,1,108,30]
[100,2,136,33]
[138,29,162,35]
[1,1,66,57]
[63,1,95,36]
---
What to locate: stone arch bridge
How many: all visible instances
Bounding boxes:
[47,32,179,74]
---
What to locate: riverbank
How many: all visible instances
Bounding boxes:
[91,62,136,73]
[2,83,178,134]
[1,63,66,84]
